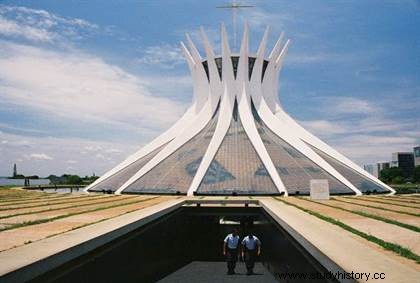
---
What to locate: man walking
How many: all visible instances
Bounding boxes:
[223,228,240,275]
[241,234,261,275]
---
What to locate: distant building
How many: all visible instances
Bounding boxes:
[391,152,415,178]
[378,162,390,171]
[364,164,379,178]
[414,146,420,167]
[13,163,17,178]
[363,162,390,178]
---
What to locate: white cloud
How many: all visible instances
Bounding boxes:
[95,153,106,160]
[105,148,123,154]
[299,95,419,165]
[333,134,417,166]
[137,44,184,69]
[0,131,138,176]
[329,97,378,115]
[239,7,293,31]
[28,153,53,160]
[299,120,346,136]
[84,145,103,152]
[0,16,54,42]
[0,41,187,132]
[0,5,98,43]
[0,122,47,134]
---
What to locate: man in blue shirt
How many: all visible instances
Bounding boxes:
[241,234,261,275]
[223,228,240,275]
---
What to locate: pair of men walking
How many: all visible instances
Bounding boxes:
[223,228,261,275]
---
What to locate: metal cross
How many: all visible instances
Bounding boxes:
[217,1,254,49]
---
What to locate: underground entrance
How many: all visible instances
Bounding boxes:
[30,206,337,283]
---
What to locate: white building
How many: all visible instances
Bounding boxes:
[414,146,420,167]
[363,164,379,178]
[86,24,394,196]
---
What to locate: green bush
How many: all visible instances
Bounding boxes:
[66,175,83,185]
[380,167,404,183]
[392,176,404,184]
[413,166,420,183]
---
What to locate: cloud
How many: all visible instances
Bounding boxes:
[332,134,417,166]
[28,153,53,160]
[0,16,54,42]
[0,5,97,43]
[0,122,47,134]
[328,97,378,115]
[105,148,123,154]
[0,41,187,133]
[0,131,138,176]
[299,120,346,136]
[238,7,293,31]
[175,26,220,55]
[136,44,184,69]
[299,95,419,165]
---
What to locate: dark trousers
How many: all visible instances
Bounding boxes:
[244,249,257,273]
[226,248,238,273]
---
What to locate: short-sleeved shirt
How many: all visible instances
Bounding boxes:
[242,235,261,250]
[224,233,240,249]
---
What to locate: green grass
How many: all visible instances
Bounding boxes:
[274,197,420,264]
[331,198,420,217]
[301,198,420,233]
[0,196,158,232]
[391,184,420,189]
[392,185,420,195]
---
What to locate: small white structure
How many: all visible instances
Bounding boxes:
[310,180,330,200]
[86,24,395,196]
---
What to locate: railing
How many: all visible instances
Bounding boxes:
[23,184,86,191]
[184,198,260,207]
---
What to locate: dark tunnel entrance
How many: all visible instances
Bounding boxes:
[30,206,337,283]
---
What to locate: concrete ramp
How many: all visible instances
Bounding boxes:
[158,261,277,283]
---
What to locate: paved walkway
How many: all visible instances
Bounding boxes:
[158,261,277,283]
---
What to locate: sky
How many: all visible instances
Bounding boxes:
[0,0,419,177]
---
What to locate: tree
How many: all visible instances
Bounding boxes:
[67,175,83,185]
[379,167,403,183]
[392,176,403,184]
[413,166,420,183]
